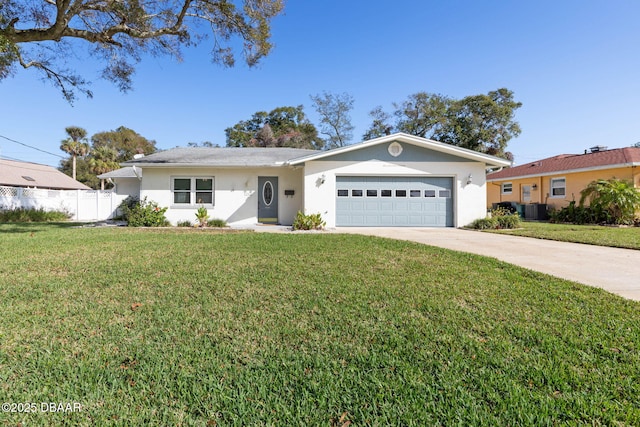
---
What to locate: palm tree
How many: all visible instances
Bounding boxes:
[580,179,640,225]
[60,126,90,180]
[89,146,120,189]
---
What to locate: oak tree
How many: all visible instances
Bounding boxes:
[363,88,521,159]
[1,0,284,102]
[434,88,522,158]
[225,105,324,150]
[91,126,157,161]
[362,106,393,141]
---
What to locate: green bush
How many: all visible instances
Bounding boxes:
[118,196,140,215]
[292,211,326,230]
[468,208,521,230]
[468,217,498,230]
[491,206,521,229]
[495,214,521,229]
[579,179,640,225]
[208,218,227,227]
[177,220,193,227]
[119,197,169,227]
[0,207,70,222]
[549,201,596,224]
[552,179,640,225]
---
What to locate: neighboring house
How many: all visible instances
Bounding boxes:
[487,146,640,210]
[121,133,511,227]
[0,158,91,190]
[97,166,141,198]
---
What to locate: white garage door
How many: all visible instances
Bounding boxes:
[336,176,454,227]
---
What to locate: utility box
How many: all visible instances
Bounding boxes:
[524,203,548,220]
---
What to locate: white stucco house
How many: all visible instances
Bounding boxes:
[116,133,511,227]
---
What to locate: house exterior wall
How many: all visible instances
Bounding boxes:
[302,159,488,228]
[487,166,638,209]
[139,167,304,226]
[113,177,140,199]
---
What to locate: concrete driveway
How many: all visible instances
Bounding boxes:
[335,227,640,302]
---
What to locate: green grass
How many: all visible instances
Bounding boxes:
[0,225,639,425]
[486,221,640,250]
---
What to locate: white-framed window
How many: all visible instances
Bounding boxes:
[501,182,513,194]
[172,177,214,205]
[550,177,566,197]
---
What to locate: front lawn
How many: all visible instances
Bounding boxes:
[0,225,638,425]
[486,221,640,250]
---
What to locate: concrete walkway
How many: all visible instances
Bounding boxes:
[331,227,640,302]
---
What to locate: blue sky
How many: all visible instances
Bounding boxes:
[1,0,639,167]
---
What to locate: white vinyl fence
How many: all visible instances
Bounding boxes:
[0,186,130,221]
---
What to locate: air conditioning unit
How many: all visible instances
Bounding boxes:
[589,145,608,153]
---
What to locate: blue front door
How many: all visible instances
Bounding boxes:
[258,176,278,224]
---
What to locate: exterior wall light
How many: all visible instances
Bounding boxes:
[466,174,473,185]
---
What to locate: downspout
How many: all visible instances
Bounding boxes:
[132,166,142,181]
[538,176,543,204]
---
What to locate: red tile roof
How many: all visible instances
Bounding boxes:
[0,159,91,190]
[487,147,640,180]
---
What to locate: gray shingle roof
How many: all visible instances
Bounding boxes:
[97,166,140,179]
[122,147,318,167]
[0,159,91,190]
[288,133,512,167]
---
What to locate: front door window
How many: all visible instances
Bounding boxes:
[263,181,274,206]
